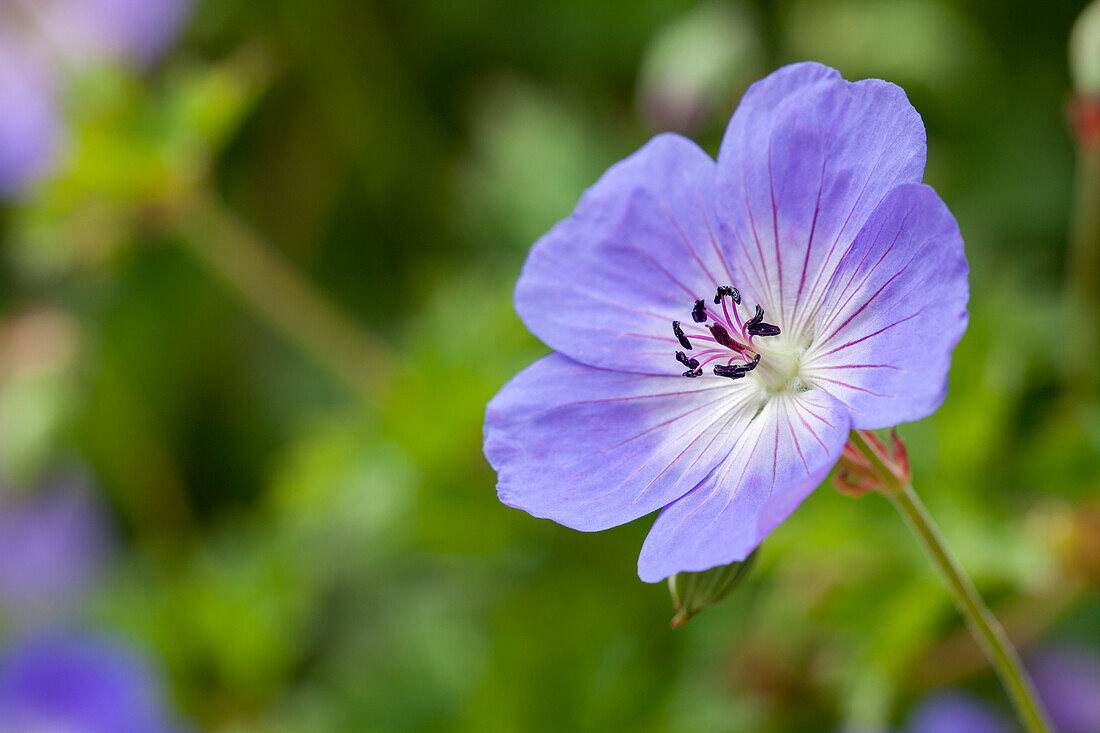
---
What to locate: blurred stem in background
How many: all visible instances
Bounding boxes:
[914,583,1080,690]
[1065,114,1100,401]
[1067,1,1100,401]
[165,191,392,405]
[847,431,1055,733]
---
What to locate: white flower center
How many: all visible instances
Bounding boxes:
[751,338,810,395]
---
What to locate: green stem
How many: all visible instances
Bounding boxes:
[165,192,391,405]
[887,484,1053,733]
[847,431,1052,732]
[1066,135,1100,399]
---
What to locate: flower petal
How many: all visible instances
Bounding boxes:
[484,354,761,532]
[801,184,969,429]
[715,62,927,339]
[637,390,849,582]
[514,133,733,374]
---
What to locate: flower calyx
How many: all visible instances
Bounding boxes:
[834,429,910,497]
[668,550,758,628]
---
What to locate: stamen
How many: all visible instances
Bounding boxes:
[743,304,781,337]
[675,351,700,370]
[672,321,692,350]
[747,321,781,337]
[696,352,734,370]
[745,304,765,329]
[714,286,741,305]
[712,364,748,379]
[673,286,778,380]
[713,354,760,380]
[707,324,746,352]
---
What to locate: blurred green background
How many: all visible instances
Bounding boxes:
[3,0,1100,730]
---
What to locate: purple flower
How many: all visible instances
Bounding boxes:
[889,645,1100,733]
[21,0,195,66]
[0,477,111,620]
[484,63,969,581]
[0,632,186,733]
[0,0,193,198]
[905,692,1012,733]
[1029,645,1100,733]
[0,37,61,196]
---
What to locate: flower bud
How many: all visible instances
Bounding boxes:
[835,429,910,496]
[636,2,762,134]
[1071,1,1100,97]
[668,550,757,627]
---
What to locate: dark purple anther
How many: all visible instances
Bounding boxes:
[691,299,707,323]
[713,354,760,379]
[682,368,703,378]
[747,322,781,337]
[672,321,692,350]
[714,286,741,305]
[745,304,765,328]
[742,305,780,337]
[676,351,700,369]
[707,324,745,351]
[713,364,748,379]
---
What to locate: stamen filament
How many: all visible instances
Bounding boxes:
[689,348,727,360]
[696,352,733,369]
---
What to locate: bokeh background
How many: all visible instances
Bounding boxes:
[2,0,1100,731]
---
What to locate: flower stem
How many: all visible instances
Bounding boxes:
[1065,102,1100,400]
[886,484,1054,733]
[163,191,392,405]
[844,431,1052,731]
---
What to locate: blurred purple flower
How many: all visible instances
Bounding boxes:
[0,632,186,733]
[0,0,193,198]
[0,476,110,619]
[1029,644,1100,733]
[484,62,969,581]
[905,692,1012,733]
[0,37,60,196]
[23,0,195,66]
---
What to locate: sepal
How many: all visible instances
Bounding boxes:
[668,550,758,628]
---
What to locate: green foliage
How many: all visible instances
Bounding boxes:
[2,1,1099,731]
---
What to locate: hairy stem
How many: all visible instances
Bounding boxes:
[846,431,1052,732]
[887,484,1053,733]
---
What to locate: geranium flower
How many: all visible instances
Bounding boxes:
[1028,645,1100,733]
[0,474,111,622]
[0,632,188,732]
[903,692,1013,733]
[483,62,968,581]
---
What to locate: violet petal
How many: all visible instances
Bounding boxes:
[484,353,758,532]
[716,62,927,334]
[514,133,732,375]
[802,183,969,429]
[637,389,849,581]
